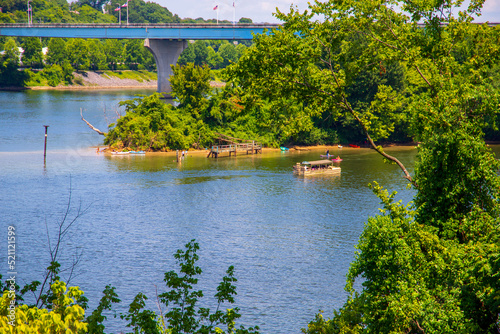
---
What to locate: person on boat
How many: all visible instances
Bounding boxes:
[326,149,330,157]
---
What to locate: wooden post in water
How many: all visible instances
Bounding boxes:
[43,125,49,164]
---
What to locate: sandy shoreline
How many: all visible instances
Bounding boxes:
[97,144,420,156]
[97,142,500,155]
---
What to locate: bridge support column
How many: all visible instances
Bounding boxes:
[144,38,187,97]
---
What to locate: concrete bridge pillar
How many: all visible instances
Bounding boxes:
[144,38,188,97]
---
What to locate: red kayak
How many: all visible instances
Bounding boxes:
[331,158,343,162]
[349,144,360,148]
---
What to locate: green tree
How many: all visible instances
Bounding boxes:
[87,39,107,70]
[42,64,64,86]
[226,0,500,332]
[218,42,238,68]
[103,39,123,70]
[238,17,252,24]
[0,12,15,23]
[178,43,196,66]
[156,239,259,334]
[86,285,121,334]
[117,0,179,24]
[46,38,67,65]
[0,37,29,87]
[73,4,116,23]
[2,37,20,65]
[66,38,90,70]
[61,60,74,83]
[104,93,193,150]
[123,40,144,70]
[75,0,108,10]
[170,63,211,117]
[235,44,247,61]
[0,281,88,333]
[21,37,43,68]
[207,46,223,69]
[193,40,209,66]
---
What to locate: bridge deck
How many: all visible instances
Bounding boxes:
[0,23,278,40]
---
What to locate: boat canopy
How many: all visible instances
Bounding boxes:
[301,160,333,166]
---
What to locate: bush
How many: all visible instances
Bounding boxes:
[0,281,88,333]
[42,64,64,87]
[24,70,44,86]
[73,76,84,85]
[62,62,74,84]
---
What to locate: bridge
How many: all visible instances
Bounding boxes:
[0,23,278,95]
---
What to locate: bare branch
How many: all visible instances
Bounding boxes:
[346,26,401,51]
[80,108,106,136]
[35,180,90,308]
[155,285,167,331]
[348,104,417,187]
[265,37,416,185]
[415,66,432,87]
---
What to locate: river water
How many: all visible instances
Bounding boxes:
[1,89,492,333]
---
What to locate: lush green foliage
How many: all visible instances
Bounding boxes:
[225,0,500,333]
[156,239,259,334]
[105,92,216,151]
[105,60,345,150]
[178,41,247,70]
[0,240,256,333]
[85,285,120,334]
[0,281,88,333]
[0,38,29,87]
[0,0,250,82]
[21,37,43,68]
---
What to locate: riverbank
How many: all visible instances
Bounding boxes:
[97,141,500,156]
[1,70,225,91]
[97,144,422,156]
[48,70,157,90]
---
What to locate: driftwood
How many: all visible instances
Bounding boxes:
[80,108,106,136]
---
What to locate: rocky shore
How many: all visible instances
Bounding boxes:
[24,70,225,90]
[30,70,158,90]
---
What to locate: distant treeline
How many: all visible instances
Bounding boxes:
[0,0,253,25]
[0,0,253,86]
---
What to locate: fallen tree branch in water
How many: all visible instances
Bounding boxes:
[80,108,106,136]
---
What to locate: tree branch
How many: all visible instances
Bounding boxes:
[268,49,416,186]
[415,66,432,87]
[347,102,417,187]
[80,108,106,136]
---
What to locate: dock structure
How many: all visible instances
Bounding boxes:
[207,133,262,158]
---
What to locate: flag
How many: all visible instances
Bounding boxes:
[213,5,218,10]
[233,2,235,7]
[114,6,120,11]
[121,3,127,7]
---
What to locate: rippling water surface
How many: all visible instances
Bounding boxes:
[1,90,496,333]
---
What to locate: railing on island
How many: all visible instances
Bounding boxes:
[207,142,262,158]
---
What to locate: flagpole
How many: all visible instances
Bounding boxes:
[127,0,129,25]
[217,6,219,25]
[233,1,235,25]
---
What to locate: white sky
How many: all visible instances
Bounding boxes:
[155,0,500,24]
